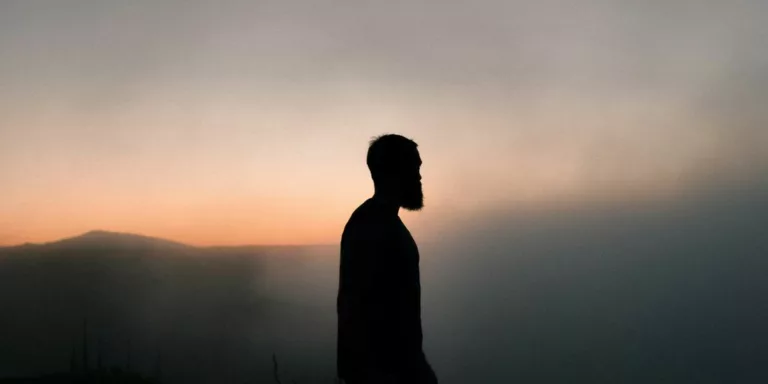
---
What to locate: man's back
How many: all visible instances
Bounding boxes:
[337,197,431,383]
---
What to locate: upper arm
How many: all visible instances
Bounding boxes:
[344,218,416,374]
[346,222,403,320]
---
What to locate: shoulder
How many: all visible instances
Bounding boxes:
[342,200,396,246]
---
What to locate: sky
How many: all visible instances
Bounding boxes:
[1,0,766,246]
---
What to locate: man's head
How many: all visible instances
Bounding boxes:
[367,134,423,211]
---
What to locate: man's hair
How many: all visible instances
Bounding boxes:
[366,134,418,184]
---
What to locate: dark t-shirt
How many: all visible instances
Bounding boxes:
[337,198,431,382]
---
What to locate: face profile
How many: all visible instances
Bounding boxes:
[399,149,423,211]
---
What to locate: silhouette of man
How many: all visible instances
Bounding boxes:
[337,134,438,384]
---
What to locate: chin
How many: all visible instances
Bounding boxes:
[402,205,423,212]
[400,185,424,211]
[401,196,424,211]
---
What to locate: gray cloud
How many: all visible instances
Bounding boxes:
[2,1,766,92]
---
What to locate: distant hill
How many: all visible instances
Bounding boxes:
[0,230,193,253]
[0,229,338,383]
[0,230,249,381]
[0,230,333,255]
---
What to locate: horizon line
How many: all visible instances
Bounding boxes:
[0,229,338,249]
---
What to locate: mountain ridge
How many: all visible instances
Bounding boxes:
[0,230,336,251]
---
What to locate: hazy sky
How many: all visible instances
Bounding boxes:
[1,0,766,245]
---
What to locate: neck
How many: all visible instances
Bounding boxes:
[372,192,400,216]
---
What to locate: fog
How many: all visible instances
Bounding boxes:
[1,175,766,383]
[419,176,768,383]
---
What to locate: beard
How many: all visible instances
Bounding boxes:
[401,182,424,211]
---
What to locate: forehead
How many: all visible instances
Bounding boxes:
[404,147,422,166]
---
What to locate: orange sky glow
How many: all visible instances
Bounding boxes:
[1,2,766,246]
